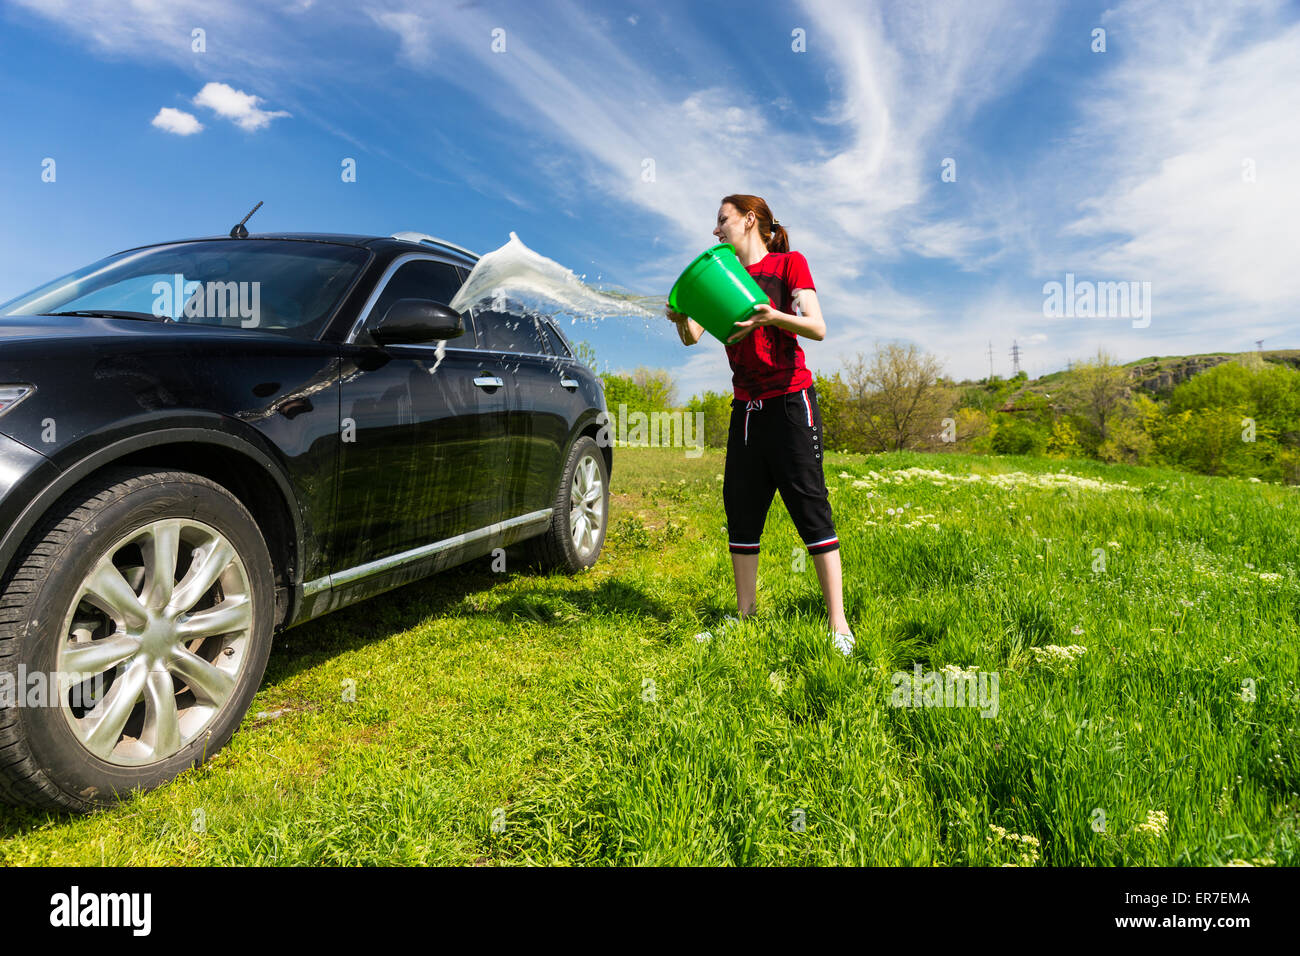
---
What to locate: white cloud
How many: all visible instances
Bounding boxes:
[904,221,996,265]
[10,0,276,71]
[193,81,290,131]
[150,107,203,136]
[368,11,437,67]
[1060,0,1300,311]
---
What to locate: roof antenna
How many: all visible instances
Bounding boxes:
[230,201,264,239]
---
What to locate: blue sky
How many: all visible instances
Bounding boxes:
[1,0,1297,401]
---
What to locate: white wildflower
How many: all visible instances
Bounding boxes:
[1134,809,1168,838]
[988,823,1041,865]
[1030,644,1087,670]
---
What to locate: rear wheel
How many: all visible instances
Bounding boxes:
[524,435,609,573]
[0,468,274,812]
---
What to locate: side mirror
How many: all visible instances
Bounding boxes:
[372,298,465,345]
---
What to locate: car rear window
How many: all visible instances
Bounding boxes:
[474,309,547,354]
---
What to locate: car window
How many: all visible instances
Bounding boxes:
[474,309,546,354]
[538,320,571,357]
[0,240,371,338]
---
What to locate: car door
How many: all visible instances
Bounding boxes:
[331,255,510,574]
[467,305,571,519]
[536,315,591,437]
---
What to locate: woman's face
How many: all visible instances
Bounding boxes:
[713,203,753,245]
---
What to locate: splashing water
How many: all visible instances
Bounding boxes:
[448,232,666,328]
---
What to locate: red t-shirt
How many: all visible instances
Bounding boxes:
[725,250,816,401]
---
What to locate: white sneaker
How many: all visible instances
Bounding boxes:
[831,631,856,656]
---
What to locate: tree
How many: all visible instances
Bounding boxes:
[599,367,680,414]
[599,373,643,413]
[844,343,952,452]
[814,371,853,452]
[1045,417,1084,459]
[952,406,993,453]
[631,366,678,408]
[1061,348,1130,444]
[573,339,599,373]
[685,390,732,449]
[990,414,1047,455]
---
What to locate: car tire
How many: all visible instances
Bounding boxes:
[0,467,274,812]
[524,435,609,573]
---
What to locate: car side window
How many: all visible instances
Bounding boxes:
[538,320,571,357]
[369,259,464,329]
[474,308,546,354]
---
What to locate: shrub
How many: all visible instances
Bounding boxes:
[990,415,1047,455]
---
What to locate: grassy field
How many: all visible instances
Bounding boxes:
[1,446,1297,865]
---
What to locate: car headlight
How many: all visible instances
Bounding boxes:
[0,385,34,418]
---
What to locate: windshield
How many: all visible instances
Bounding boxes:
[0,239,371,337]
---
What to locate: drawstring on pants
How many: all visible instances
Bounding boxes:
[743,398,763,445]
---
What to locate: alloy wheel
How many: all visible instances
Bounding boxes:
[569,453,605,558]
[55,518,253,766]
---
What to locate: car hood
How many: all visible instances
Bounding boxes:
[0,314,327,389]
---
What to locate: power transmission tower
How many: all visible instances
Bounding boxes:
[1256,339,1264,352]
[987,341,995,381]
[1009,340,1022,376]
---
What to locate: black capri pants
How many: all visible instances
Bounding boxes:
[723,383,840,556]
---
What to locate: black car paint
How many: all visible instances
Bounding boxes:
[0,235,609,630]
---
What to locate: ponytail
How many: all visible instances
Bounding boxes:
[766,221,789,254]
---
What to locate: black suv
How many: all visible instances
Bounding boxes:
[0,231,611,811]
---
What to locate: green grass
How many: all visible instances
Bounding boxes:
[1,447,1296,865]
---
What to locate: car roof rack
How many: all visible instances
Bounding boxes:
[390,232,479,261]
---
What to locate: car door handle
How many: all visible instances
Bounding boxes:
[559,378,580,390]
[473,374,505,389]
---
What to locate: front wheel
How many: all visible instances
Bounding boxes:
[0,468,275,812]
[524,435,609,573]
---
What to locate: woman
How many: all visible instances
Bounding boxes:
[665,194,854,655]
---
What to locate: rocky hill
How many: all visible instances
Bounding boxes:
[986,349,1298,412]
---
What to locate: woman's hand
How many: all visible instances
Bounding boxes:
[726,303,781,344]
[665,302,703,345]
[664,303,689,324]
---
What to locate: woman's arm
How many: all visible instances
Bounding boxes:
[726,288,826,344]
[665,305,704,346]
[783,288,826,339]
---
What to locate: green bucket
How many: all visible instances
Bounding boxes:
[668,242,769,344]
